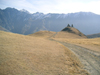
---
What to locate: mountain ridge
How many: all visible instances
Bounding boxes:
[0,7,100,35]
[87,33,100,38]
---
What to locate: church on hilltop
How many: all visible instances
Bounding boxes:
[67,24,73,27]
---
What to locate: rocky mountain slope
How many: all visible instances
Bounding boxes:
[0,7,100,35]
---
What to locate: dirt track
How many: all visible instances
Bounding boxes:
[60,42,100,75]
[50,39,100,75]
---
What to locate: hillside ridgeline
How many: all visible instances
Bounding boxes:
[52,27,87,39]
[30,27,87,39]
[87,33,100,38]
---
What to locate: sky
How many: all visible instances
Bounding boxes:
[0,0,100,14]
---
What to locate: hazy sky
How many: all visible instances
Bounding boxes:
[0,0,100,14]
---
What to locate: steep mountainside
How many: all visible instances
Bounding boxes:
[0,7,100,35]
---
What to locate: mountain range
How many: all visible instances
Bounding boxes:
[0,7,100,35]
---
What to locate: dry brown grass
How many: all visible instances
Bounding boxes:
[53,38,100,52]
[60,44,89,75]
[0,31,89,75]
[53,31,86,39]
[61,27,87,38]
[29,30,56,38]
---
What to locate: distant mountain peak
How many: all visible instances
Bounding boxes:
[5,7,17,10]
[20,9,30,14]
[33,12,44,15]
[0,7,100,35]
[77,12,96,15]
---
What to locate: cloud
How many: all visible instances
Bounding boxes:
[0,0,100,14]
[86,1,100,14]
[0,0,37,13]
[50,0,100,14]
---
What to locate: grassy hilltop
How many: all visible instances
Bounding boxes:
[0,30,89,75]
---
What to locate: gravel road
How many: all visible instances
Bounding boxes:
[50,39,100,75]
[59,41,100,75]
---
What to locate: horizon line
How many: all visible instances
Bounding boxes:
[0,7,99,15]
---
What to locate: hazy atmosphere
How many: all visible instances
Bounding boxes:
[0,0,100,14]
[0,0,100,75]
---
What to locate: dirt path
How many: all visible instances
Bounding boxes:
[50,39,100,75]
